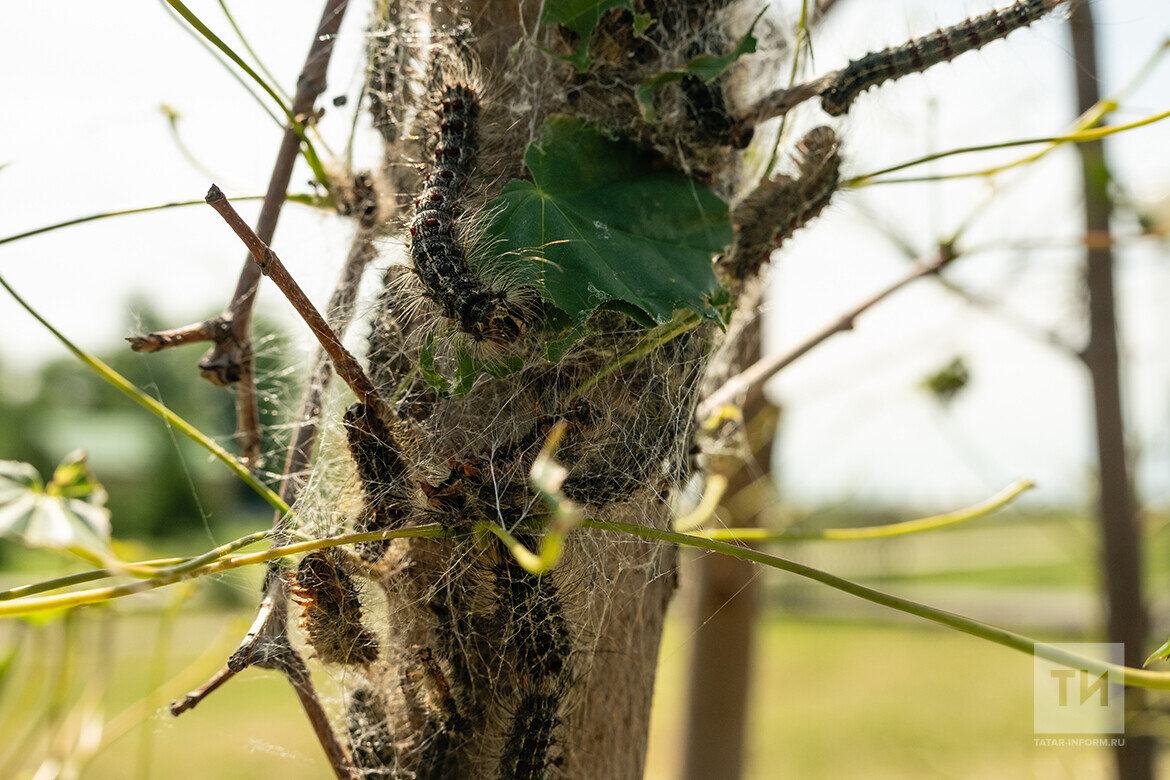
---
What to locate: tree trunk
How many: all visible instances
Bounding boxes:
[345,2,755,777]
[1068,4,1154,777]
[681,301,779,780]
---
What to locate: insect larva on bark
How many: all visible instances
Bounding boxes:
[409,84,526,345]
[821,0,1053,116]
[725,126,841,281]
[291,550,380,666]
[498,692,564,780]
[343,401,413,560]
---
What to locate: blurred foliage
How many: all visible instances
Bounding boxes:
[0,301,291,563]
[921,355,971,406]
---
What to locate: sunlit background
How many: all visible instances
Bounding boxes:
[2,0,1170,777]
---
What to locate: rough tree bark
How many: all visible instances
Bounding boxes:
[349,2,762,777]
[155,2,1079,777]
[1068,3,1155,777]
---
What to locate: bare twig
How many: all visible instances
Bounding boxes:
[173,194,381,741]
[278,650,360,780]
[126,319,229,354]
[169,665,237,716]
[700,249,958,418]
[130,0,350,467]
[205,185,387,419]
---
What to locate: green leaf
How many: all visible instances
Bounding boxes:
[1145,638,1170,667]
[0,451,111,557]
[921,356,971,405]
[419,335,524,397]
[637,10,763,121]
[418,335,450,397]
[484,116,730,325]
[541,0,633,70]
[632,13,654,37]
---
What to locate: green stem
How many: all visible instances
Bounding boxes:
[849,107,1170,186]
[0,525,452,618]
[696,478,1034,541]
[582,518,1170,691]
[763,0,810,179]
[216,0,291,101]
[157,0,284,128]
[161,0,330,188]
[0,197,248,247]
[0,274,288,514]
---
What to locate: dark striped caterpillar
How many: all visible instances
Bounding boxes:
[409,84,526,345]
[491,547,572,779]
[343,401,412,560]
[499,692,564,779]
[346,686,397,779]
[725,126,840,280]
[821,0,1053,116]
[291,551,379,666]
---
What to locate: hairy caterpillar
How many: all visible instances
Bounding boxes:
[290,551,379,666]
[820,0,1052,116]
[499,692,564,779]
[409,84,526,344]
[346,686,397,779]
[725,126,840,280]
[491,548,572,779]
[343,401,412,559]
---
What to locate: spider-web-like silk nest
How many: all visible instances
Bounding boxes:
[286,2,796,777]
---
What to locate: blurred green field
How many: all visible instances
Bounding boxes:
[3,599,1168,779]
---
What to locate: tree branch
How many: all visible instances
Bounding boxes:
[172,187,381,762]
[129,0,350,467]
[204,185,387,419]
[700,249,958,418]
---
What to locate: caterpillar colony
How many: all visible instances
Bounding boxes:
[208,0,1070,777]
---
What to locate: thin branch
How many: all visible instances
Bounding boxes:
[133,0,349,467]
[277,650,359,780]
[933,273,1081,357]
[214,217,378,697]
[700,249,958,418]
[204,185,387,419]
[126,318,228,354]
[169,665,236,716]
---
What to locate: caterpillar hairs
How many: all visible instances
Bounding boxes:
[821,0,1052,116]
[291,550,380,666]
[408,83,528,345]
[724,126,841,281]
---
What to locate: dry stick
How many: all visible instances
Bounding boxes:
[169,665,234,716]
[129,0,350,466]
[204,185,388,420]
[701,249,957,418]
[122,319,229,354]
[280,652,359,780]
[175,225,380,713]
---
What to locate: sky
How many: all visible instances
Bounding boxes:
[1,0,1169,512]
